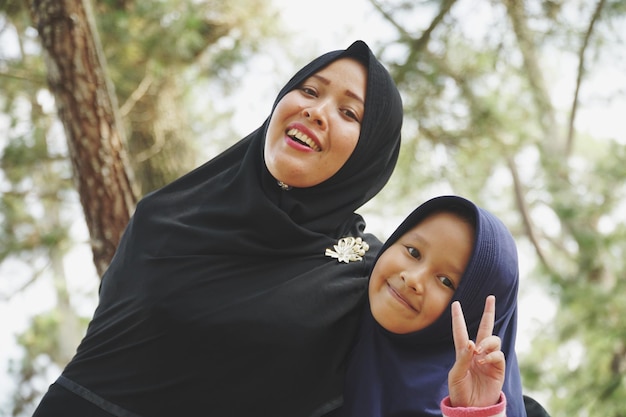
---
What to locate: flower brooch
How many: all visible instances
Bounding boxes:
[325,237,370,263]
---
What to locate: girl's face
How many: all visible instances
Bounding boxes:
[264,58,367,188]
[368,212,474,334]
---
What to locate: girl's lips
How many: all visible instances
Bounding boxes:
[386,281,419,312]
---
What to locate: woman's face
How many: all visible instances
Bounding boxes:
[264,58,367,188]
[368,212,474,334]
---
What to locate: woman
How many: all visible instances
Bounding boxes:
[33,40,403,417]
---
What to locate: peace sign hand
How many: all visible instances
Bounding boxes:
[448,295,505,408]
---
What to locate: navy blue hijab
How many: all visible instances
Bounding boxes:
[339,196,526,417]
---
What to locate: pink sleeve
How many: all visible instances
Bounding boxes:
[440,393,506,417]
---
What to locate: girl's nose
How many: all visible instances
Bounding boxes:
[402,268,425,294]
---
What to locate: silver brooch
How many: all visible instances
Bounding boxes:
[325,237,370,263]
[277,181,292,190]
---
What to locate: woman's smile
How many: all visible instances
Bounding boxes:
[285,123,321,152]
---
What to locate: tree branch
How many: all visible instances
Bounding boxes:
[503,0,558,149]
[0,69,46,84]
[371,0,459,85]
[119,73,154,117]
[506,154,554,275]
[565,0,607,157]
[0,263,48,301]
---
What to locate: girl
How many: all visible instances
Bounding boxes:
[337,195,526,416]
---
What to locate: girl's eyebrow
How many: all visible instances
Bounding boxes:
[405,231,429,248]
[311,74,365,105]
[404,231,465,277]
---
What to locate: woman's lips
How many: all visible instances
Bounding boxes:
[285,123,321,151]
[286,128,321,151]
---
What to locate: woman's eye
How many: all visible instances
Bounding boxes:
[341,108,360,122]
[300,87,317,97]
[438,276,455,290]
[407,247,421,259]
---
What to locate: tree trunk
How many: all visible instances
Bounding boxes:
[27,0,137,277]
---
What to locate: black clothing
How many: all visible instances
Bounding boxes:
[524,395,551,417]
[33,40,403,417]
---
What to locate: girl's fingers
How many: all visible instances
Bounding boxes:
[451,301,470,358]
[477,350,506,370]
[475,295,496,344]
[449,339,476,383]
[476,335,501,355]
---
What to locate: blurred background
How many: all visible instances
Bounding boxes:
[1,0,625,415]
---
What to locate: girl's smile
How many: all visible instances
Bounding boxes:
[386,279,420,313]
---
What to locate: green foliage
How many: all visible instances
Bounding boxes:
[0,92,74,262]
[90,0,279,194]
[365,1,626,415]
[16,312,65,363]
[7,311,90,416]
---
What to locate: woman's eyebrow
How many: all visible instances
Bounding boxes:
[346,90,365,105]
[312,73,330,85]
[311,74,365,105]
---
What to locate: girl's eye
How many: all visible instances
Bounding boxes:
[438,276,455,290]
[407,247,421,259]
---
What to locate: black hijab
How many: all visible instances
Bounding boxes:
[60,41,403,417]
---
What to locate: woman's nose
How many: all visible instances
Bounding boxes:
[302,102,328,128]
